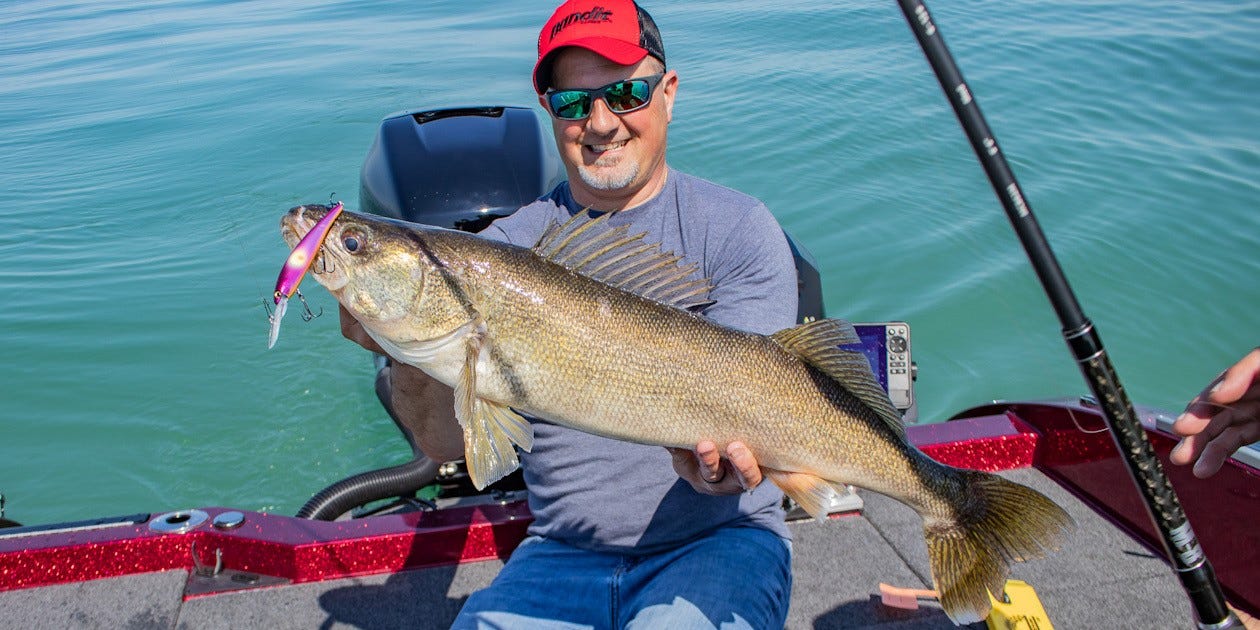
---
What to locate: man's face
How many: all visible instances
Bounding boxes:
[540,47,676,208]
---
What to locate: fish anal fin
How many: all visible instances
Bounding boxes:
[533,210,714,311]
[770,319,905,437]
[453,320,534,490]
[763,468,842,521]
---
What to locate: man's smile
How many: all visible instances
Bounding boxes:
[584,138,629,157]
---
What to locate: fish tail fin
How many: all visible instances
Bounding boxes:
[924,470,1074,625]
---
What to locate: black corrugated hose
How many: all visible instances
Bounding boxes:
[294,456,439,520]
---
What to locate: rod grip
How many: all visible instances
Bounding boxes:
[1066,323,1234,626]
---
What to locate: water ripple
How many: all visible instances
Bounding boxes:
[2,0,1256,524]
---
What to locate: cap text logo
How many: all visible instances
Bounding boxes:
[550,7,614,41]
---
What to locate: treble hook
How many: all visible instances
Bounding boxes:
[297,290,323,321]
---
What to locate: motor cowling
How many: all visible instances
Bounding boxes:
[359,106,564,233]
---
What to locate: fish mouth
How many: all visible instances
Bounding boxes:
[280,204,326,247]
[281,204,349,292]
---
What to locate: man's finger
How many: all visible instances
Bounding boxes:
[1173,404,1240,465]
[1171,406,1216,438]
[1211,348,1260,406]
[1195,423,1256,478]
[1170,434,1204,466]
[726,442,761,490]
[695,440,723,482]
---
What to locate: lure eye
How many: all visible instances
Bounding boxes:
[342,230,364,254]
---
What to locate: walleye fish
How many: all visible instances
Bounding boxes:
[281,203,1073,625]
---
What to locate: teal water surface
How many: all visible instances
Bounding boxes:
[2,1,1256,526]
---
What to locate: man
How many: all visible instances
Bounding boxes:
[342,1,797,626]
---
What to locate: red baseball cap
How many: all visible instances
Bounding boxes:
[533,0,666,94]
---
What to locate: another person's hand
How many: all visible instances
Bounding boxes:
[1170,348,1260,478]
[669,441,763,496]
[340,304,387,355]
[1229,603,1259,630]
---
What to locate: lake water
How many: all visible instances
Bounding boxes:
[2,0,1256,526]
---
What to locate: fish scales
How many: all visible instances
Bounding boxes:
[281,203,1074,625]
[442,229,899,483]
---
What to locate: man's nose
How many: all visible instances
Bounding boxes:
[585,97,621,134]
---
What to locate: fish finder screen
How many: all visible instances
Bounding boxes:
[851,324,889,392]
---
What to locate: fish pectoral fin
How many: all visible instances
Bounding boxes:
[453,321,533,490]
[763,468,843,521]
[459,397,533,490]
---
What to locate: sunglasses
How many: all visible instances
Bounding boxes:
[545,73,666,121]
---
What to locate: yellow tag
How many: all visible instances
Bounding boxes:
[986,580,1054,630]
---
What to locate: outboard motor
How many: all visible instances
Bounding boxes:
[298,105,829,519]
[360,106,564,231]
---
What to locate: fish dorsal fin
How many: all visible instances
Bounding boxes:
[534,210,713,311]
[771,318,905,436]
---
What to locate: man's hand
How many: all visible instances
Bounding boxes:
[1170,348,1260,478]
[669,441,763,496]
[340,304,387,354]
[338,304,466,461]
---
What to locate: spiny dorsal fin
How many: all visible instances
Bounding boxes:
[534,210,713,311]
[771,319,905,436]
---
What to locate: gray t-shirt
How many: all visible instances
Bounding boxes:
[479,168,798,554]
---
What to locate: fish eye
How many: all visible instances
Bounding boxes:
[342,230,365,254]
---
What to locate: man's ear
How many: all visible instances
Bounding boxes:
[661,70,678,123]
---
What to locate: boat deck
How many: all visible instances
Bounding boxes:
[1,467,1196,629]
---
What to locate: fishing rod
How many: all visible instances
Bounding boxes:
[893,1,1239,627]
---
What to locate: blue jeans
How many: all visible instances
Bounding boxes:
[452,526,792,630]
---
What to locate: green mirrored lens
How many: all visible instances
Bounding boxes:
[604,80,650,112]
[549,91,590,119]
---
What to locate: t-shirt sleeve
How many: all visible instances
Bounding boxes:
[477,198,561,246]
[702,203,800,336]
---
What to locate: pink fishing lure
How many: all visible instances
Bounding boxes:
[267,201,343,348]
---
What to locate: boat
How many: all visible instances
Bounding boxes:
[2,106,1257,629]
